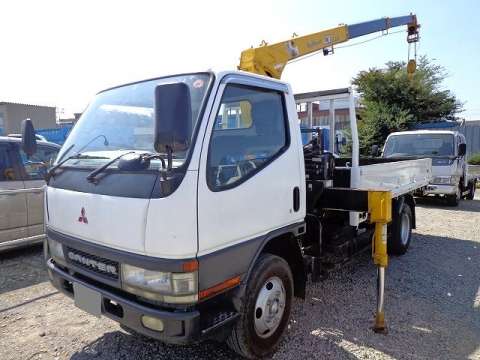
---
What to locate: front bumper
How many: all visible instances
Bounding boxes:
[423,184,457,195]
[47,258,201,344]
[47,258,238,344]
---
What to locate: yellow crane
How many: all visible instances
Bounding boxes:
[239,14,420,79]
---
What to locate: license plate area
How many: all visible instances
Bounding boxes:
[73,282,102,317]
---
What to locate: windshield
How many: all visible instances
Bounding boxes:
[57,73,212,168]
[383,134,454,158]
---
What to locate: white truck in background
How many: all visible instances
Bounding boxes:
[383,130,478,206]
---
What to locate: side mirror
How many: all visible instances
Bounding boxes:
[21,119,37,157]
[458,143,466,157]
[154,83,191,153]
[370,144,380,157]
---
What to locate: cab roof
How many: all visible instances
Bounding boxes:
[388,129,459,137]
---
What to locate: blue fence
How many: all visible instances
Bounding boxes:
[36,125,73,145]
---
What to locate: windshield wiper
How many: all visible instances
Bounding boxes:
[86,151,135,184]
[56,134,109,164]
[46,153,108,182]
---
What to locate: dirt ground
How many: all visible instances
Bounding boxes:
[0,196,479,360]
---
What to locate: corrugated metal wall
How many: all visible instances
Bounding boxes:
[460,121,480,159]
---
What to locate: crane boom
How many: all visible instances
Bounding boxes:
[239,14,419,79]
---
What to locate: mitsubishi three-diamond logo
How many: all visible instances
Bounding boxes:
[78,207,88,224]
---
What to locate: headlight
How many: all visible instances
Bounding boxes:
[48,238,65,261]
[432,176,454,185]
[122,264,172,293]
[121,264,198,304]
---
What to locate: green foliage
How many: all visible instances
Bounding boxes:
[352,56,463,154]
[468,153,480,165]
[356,101,412,155]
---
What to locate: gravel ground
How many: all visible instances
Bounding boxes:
[0,196,479,360]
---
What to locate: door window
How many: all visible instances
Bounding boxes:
[19,145,59,180]
[0,144,18,181]
[207,84,289,191]
[0,143,22,181]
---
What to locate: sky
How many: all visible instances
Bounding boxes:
[1,0,479,119]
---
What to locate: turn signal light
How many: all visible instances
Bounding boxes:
[182,259,199,272]
[199,276,241,300]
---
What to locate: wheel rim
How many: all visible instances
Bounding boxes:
[254,276,286,338]
[400,211,410,246]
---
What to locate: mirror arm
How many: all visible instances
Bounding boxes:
[166,145,173,171]
[159,157,166,170]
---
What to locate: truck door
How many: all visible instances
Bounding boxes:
[197,77,304,259]
[0,142,28,244]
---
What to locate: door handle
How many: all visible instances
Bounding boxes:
[293,187,300,212]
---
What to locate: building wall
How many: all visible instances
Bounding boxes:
[2,103,57,134]
[297,108,351,130]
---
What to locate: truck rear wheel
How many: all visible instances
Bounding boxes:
[465,181,476,200]
[226,254,293,359]
[388,203,412,255]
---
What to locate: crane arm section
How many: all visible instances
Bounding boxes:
[239,14,419,79]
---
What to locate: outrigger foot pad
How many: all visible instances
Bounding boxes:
[372,312,388,334]
[372,325,388,334]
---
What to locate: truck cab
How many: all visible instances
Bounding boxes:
[44,71,306,354]
[383,130,471,205]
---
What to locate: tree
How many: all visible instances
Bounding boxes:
[352,56,463,154]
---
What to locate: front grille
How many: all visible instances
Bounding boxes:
[66,247,120,280]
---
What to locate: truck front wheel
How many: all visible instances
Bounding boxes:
[465,181,476,200]
[446,185,461,206]
[388,203,413,255]
[226,254,293,359]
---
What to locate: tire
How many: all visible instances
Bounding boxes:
[388,203,413,256]
[465,181,476,200]
[226,254,293,359]
[446,185,461,206]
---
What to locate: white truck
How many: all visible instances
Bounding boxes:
[20,71,431,358]
[383,130,478,206]
[15,14,427,359]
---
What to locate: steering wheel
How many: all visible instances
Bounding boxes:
[216,159,258,186]
[3,168,15,180]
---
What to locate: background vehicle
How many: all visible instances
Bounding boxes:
[383,130,478,206]
[36,14,429,359]
[0,135,60,251]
